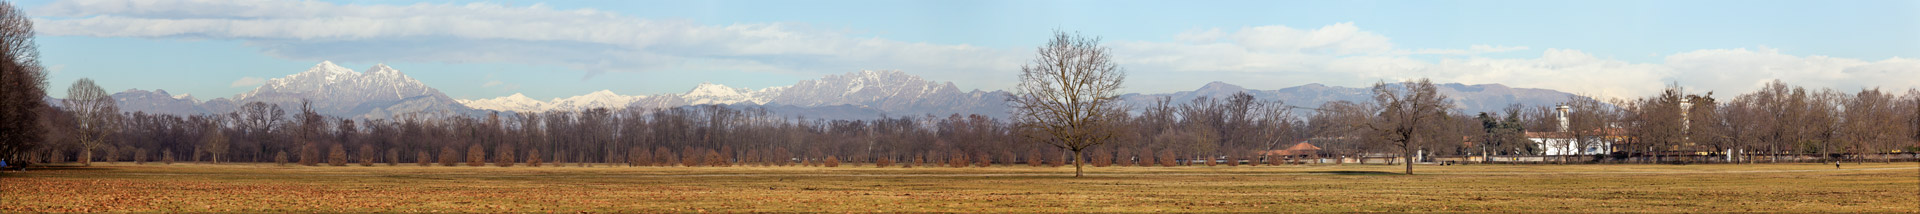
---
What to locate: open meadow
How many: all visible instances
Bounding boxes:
[2,163,1917,212]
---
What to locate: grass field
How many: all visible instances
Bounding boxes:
[2,162,1916,212]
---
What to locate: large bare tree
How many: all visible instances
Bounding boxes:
[65,78,118,166]
[1363,79,1451,175]
[0,1,43,164]
[1008,30,1127,177]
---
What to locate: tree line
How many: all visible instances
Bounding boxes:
[3,15,1916,175]
[19,79,1912,170]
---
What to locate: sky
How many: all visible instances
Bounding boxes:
[23,0,1920,101]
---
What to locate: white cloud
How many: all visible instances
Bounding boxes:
[482,80,503,87]
[228,76,265,87]
[33,0,1019,79]
[34,1,1915,98]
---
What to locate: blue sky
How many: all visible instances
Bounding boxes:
[24,0,1920,100]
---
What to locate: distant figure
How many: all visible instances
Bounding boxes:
[1834,162,1840,169]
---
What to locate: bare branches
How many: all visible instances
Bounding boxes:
[1363,79,1452,174]
[1008,30,1127,177]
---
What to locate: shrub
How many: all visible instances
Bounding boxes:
[1026,148,1043,167]
[949,153,968,168]
[1225,154,1239,167]
[1137,148,1154,167]
[1267,155,1283,166]
[293,144,312,166]
[1245,154,1260,167]
[771,148,790,167]
[467,144,486,167]
[526,149,542,167]
[328,144,348,166]
[628,147,648,167]
[681,147,702,167]
[705,149,726,167]
[274,150,288,166]
[103,146,118,164]
[875,156,893,168]
[134,148,148,165]
[438,147,459,166]
[911,153,926,168]
[976,153,993,167]
[998,150,1016,167]
[1047,152,1065,167]
[495,144,515,167]
[799,159,812,167]
[299,144,318,166]
[416,151,432,166]
[654,147,674,167]
[1091,149,1112,167]
[718,146,734,167]
[359,145,377,166]
[161,150,174,164]
[1205,155,1218,166]
[823,155,840,167]
[1159,150,1177,167]
[386,149,400,166]
[742,149,761,166]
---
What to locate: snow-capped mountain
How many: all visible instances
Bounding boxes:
[455,93,548,113]
[544,90,649,111]
[463,70,1013,119]
[110,61,478,119]
[682,82,772,105]
[457,90,650,113]
[233,61,472,118]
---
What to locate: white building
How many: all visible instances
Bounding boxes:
[1526,105,1611,155]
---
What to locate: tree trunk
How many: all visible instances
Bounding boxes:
[81,149,92,166]
[1403,149,1414,175]
[1072,150,1084,177]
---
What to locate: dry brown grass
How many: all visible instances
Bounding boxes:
[1,163,1915,212]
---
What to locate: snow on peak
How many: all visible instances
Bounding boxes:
[312,60,358,76]
[682,82,768,105]
[239,60,436,102]
[686,82,745,97]
[548,90,646,111]
[459,93,550,113]
[367,63,399,74]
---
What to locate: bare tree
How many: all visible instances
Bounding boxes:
[1362,79,1451,175]
[65,79,118,166]
[0,1,46,164]
[1007,30,1127,177]
[1841,88,1901,162]
[201,128,229,163]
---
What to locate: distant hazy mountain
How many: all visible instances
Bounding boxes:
[110,89,202,115]
[1122,81,1582,115]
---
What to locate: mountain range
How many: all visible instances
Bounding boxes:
[107,61,479,119]
[1120,81,1583,115]
[104,61,1583,120]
